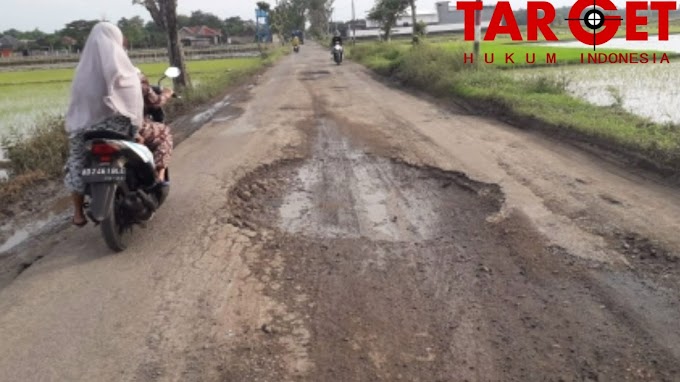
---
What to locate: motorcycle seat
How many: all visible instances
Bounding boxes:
[83,130,133,141]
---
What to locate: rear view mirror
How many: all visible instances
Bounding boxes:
[164,67,181,78]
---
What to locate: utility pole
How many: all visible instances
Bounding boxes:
[351,0,356,44]
[474,0,481,60]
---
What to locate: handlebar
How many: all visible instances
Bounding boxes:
[151,85,180,99]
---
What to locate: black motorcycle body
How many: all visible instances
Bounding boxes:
[83,131,169,252]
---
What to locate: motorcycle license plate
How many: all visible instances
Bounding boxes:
[82,166,126,183]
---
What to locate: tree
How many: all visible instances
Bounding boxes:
[367,0,408,42]
[408,0,418,44]
[270,0,307,44]
[133,0,190,88]
[144,21,166,48]
[118,16,146,49]
[270,4,290,45]
[308,0,329,37]
[60,19,99,50]
[177,14,191,28]
[36,34,64,51]
[224,16,246,37]
[287,0,309,35]
[242,20,257,36]
[414,20,426,38]
[1,29,22,38]
[325,0,335,34]
[257,2,271,12]
[188,10,223,30]
[12,28,47,41]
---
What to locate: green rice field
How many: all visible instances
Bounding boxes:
[0,58,261,138]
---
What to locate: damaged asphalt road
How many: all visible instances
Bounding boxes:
[0,43,678,381]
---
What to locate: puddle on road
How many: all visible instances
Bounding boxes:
[236,117,503,243]
[191,95,231,124]
[0,215,55,254]
[279,118,444,242]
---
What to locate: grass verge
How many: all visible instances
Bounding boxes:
[354,37,679,67]
[349,42,680,174]
[0,46,287,206]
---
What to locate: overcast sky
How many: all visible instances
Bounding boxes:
[2,0,634,33]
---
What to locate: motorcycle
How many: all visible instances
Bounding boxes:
[294,45,300,53]
[333,44,343,65]
[82,67,180,252]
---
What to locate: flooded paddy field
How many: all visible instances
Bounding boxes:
[513,62,680,124]
[525,36,680,124]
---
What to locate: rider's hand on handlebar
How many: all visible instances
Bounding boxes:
[135,133,144,144]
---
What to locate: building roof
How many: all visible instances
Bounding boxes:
[180,26,222,37]
[0,35,20,49]
[61,36,77,46]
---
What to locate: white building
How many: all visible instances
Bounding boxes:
[366,10,439,29]
[354,21,491,39]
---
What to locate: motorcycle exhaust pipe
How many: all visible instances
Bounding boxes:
[137,190,159,211]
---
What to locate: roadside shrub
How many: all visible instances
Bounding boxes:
[393,44,473,96]
[415,21,427,37]
[0,170,47,206]
[349,43,405,65]
[526,76,568,95]
[2,115,68,178]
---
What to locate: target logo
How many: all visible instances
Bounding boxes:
[458,0,678,49]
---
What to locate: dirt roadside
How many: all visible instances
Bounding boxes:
[0,43,677,381]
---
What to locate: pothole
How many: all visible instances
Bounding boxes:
[301,70,331,76]
[298,70,331,81]
[220,113,680,381]
[229,117,504,244]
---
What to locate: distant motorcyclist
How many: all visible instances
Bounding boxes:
[330,31,343,49]
[292,35,300,52]
[330,31,343,60]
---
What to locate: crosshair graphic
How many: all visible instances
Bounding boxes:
[565,1,624,50]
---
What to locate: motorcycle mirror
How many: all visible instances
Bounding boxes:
[164,67,181,79]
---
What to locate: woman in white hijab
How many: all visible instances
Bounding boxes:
[64,21,143,227]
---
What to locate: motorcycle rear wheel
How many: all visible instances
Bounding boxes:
[101,192,130,252]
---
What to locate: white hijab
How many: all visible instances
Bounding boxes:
[65,22,143,135]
